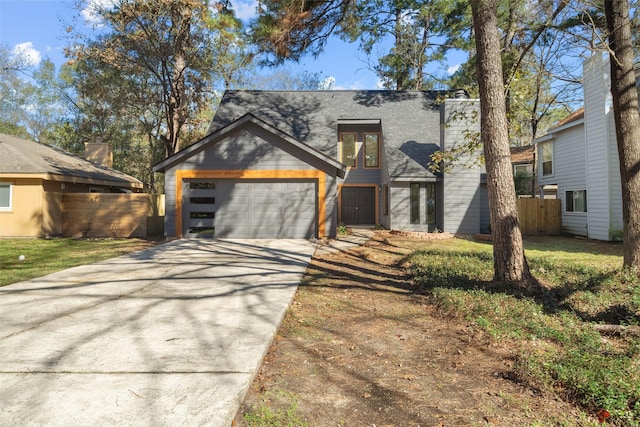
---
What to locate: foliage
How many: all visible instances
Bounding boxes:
[0,238,159,287]
[408,236,640,424]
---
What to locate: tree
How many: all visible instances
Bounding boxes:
[470,0,531,282]
[604,0,640,269]
[68,0,248,158]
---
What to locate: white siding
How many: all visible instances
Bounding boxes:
[583,53,624,240]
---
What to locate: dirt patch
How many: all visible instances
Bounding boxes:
[234,232,584,426]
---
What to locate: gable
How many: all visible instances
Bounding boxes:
[154,113,346,178]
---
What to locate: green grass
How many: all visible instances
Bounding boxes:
[242,390,309,427]
[408,236,640,426]
[0,238,159,287]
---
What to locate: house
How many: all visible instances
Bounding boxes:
[0,134,144,237]
[153,90,488,239]
[534,52,623,240]
[510,145,536,197]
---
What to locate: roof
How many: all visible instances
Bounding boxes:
[556,107,585,127]
[199,90,450,179]
[510,145,534,164]
[154,113,347,178]
[0,133,143,188]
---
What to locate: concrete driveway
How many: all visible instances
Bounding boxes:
[0,238,317,426]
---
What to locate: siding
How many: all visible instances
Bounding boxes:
[441,99,483,234]
[583,53,624,240]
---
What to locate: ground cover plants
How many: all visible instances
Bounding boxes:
[237,232,639,426]
[0,238,162,287]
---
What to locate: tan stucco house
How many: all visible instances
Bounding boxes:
[0,133,143,237]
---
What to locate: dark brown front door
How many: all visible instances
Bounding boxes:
[341,187,376,225]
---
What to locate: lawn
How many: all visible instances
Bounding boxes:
[0,238,162,287]
[237,233,640,426]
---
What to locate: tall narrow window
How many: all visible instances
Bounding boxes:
[340,133,357,167]
[0,183,11,210]
[364,133,379,168]
[426,183,436,225]
[566,190,587,212]
[383,185,389,216]
[541,142,553,176]
[410,183,420,224]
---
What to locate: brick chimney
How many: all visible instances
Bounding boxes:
[85,136,113,168]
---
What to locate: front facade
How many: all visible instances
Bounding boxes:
[154,90,487,239]
[535,53,624,240]
[0,134,143,237]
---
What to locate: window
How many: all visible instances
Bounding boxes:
[426,183,436,225]
[364,133,379,168]
[340,133,357,167]
[541,142,553,175]
[566,190,587,212]
[410,183,420,224]
[0,183,11,210]
[514,164,532,176]
[383,185,389,216]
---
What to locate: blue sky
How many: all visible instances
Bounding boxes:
[0,0,462,90]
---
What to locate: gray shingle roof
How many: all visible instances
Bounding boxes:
[0,133,142,188]
[208,90,446,179]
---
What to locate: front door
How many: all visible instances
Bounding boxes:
[341,187,376,225]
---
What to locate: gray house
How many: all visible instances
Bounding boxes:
[535,53,624,240]
[153,90,488,239]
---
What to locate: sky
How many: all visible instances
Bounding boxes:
[0,0,462,90]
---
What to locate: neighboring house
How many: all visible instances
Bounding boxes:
[510,145,536,197]
[534,52,624,240]
[0,134,144,237]
[153,90,488,239]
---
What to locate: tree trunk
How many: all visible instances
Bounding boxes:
[605,0,640,269]
[470,0,531,282]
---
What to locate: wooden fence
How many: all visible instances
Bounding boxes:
[62,193,164,238]
[517,198,561,236]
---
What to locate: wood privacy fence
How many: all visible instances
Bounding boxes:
[517,198,561,236]
[61,193,165,238]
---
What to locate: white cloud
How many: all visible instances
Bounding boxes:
[447,63,461,75]
[318,76,336,90]
[12,42,41,66]
[81,0,117,26]
[332,79,370,90]
[230,0,258,21]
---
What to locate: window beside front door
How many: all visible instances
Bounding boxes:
[426,183,436,225]
[340,133,357,167]
[410,183,420,224]
[383,185,389,216]
[364,133,380,168]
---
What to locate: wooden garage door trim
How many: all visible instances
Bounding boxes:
[175,170,327,238]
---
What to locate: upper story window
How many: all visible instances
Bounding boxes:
[541,142,553,176]
[0,182,11,210]
[340,133,357,168]
[364,133,380,168]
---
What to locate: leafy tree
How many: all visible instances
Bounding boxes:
[471,0,531,282]
[604,0,640,269]
[67,0,249,158]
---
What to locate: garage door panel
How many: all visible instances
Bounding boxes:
[213,180,317,239]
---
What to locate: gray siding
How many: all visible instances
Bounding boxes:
[389,181,442,231]
[441,99,483,234]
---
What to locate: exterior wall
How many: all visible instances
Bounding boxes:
[163,124,339,238]
[441,98,484,234]
[583,53,624,240]
[388,181,441,232]
[537,124,588,236]
[0,179,45,237]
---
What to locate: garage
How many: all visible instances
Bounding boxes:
[184,179,317,239]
